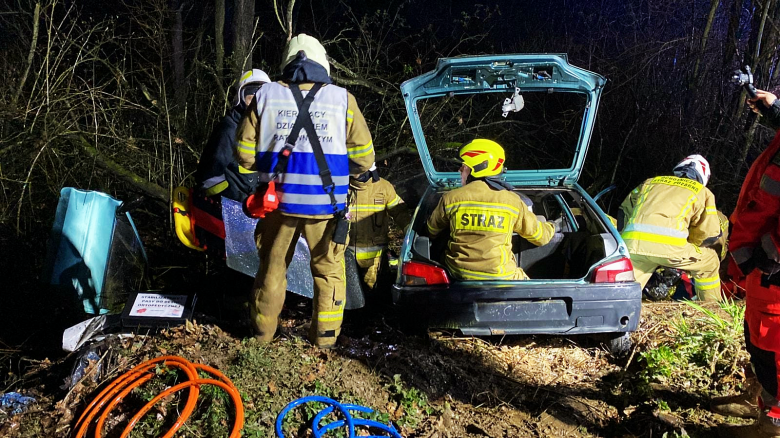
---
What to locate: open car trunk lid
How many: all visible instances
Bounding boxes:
[401,54,606,187]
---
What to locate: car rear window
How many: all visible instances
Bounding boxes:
[415,90,588,173]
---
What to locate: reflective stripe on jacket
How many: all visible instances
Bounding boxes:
[426,180,554,280]
[235,82,375,218]
[620,175,720,258]
[348,177,410,260]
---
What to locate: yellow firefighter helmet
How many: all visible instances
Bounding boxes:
[458,139,505,178]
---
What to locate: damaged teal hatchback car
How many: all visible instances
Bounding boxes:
[393,54,642,354]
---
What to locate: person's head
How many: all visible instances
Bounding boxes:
[279,34,330,75]
[351,163,380,184]
[673,154,710,186]
[458,139,505,186]
[233,69,271,108]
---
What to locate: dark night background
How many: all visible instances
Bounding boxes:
[0,1,776,436]
[2,0,777,224]
[1,1,776,320]
[1,0,776,358]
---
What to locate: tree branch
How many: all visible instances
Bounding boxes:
[285,0,295,41]
[69,134,169,203]
[331,75,388,95]
[11,2,41,106]
[328,57,359,78]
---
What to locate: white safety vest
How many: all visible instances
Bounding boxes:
[253,82,349,216]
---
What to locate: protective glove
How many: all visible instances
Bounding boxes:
[550,217,564,233]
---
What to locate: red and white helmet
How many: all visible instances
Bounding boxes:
[673,154,710,187]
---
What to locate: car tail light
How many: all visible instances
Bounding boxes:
[401,261,450,286]
[592,257,635,283]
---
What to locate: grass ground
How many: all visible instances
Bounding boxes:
[0,292,755,437]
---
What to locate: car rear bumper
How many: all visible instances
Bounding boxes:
[392,282,642,335]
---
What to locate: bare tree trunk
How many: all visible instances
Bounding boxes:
[12,2,41,107]
[737,0,774,177]
[722,0,741,73]
[736,0,772,122]
[762,1,780,87]
[215,0,225,74]
[231,0,254,77]
[692,0,720,85]
[171,0,186,110]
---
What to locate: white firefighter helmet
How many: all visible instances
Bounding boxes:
[279,34,330,75]
[233,69,271,107]
[673,154,711,187]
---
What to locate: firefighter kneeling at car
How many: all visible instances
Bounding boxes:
[426,139,555,280]
[235,34,375,349]
[619,154,723,302]
[348,163,410,290]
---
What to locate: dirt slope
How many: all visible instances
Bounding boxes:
[0,296,751,437]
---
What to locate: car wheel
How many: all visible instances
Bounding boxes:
[604,332,632,358]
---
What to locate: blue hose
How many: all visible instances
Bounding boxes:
[275,395,404,438]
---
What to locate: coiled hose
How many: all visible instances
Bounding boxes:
[275,395,403,438]
[73,355,244,438]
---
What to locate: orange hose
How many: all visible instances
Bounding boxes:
[72,355,244,438]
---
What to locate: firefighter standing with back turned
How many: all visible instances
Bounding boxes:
[619,155,724,302]
[426,139,556,280]
[348,163,410,291]
[718,88,780,438]
[235,34,374,349]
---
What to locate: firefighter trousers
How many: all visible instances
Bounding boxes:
[630,245,722,302]
[356,249,389,290]
[250,210,347,348]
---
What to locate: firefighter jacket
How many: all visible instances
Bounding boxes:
[729,130,780,313]
[235,82,374,218]
[620,175,720,258]
[714,211,730,261]
[426,180,555,280]
[195,108,257,200]
[348,177,410,262]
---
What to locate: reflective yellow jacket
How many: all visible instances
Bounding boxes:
[426,180,555,280]
[620,175,720,258]
[348,177,410,262]
[714,211,730,261]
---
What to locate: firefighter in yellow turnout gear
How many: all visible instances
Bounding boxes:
[235,34,375,348]
[426,139,556,280]
[619,155,723,302]
[348,164,410,289]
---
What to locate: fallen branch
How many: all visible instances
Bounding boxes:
[331,75,388,96]
[68,134,169,203]
[327,58,389,95]
[328,57,359,78]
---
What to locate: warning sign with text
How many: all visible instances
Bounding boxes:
[129,293,187,318]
